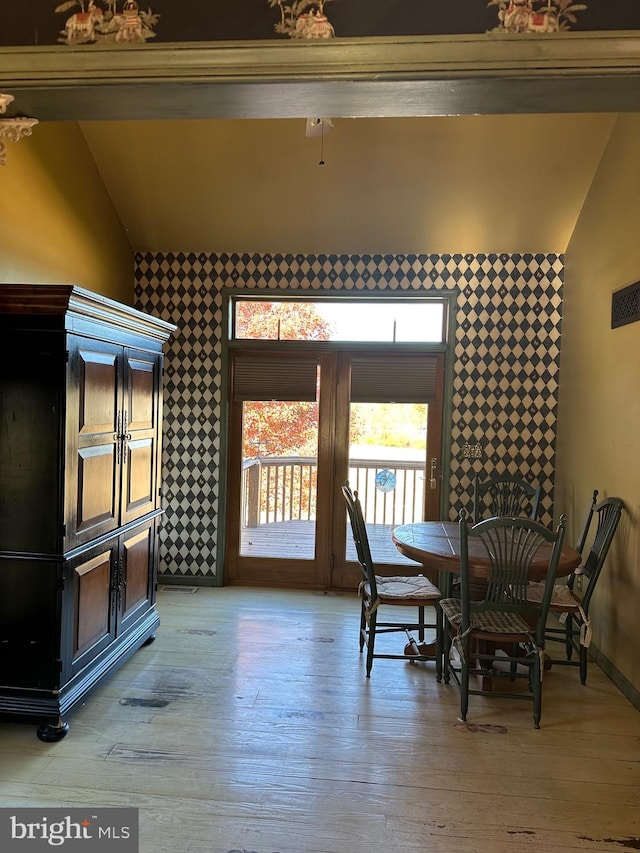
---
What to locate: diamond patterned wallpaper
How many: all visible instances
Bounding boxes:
[134,251,564,582]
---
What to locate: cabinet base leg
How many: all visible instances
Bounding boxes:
[143,634,156,646]
[37,720,70,742]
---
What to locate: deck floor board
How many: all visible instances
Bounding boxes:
[241,519,421,565]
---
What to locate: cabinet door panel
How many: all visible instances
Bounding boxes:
[127,356,155,430]
[67,337,122,548]
[70,548,116,676]
[125,438,154,508]
[121,350,161,524]
[79,351,119,435]
[118,519,157,635]
[77,445,118,535]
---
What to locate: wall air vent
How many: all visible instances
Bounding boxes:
[611,280,640,329]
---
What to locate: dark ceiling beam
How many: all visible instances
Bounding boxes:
[1,33,640,121]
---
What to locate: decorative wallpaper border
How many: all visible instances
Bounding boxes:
[3,0,636,48]
[134,251,563,581]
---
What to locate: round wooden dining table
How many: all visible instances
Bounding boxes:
[392,520,581,689]
[392,520,581,582]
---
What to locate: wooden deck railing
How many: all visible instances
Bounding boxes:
[243,456,424,528]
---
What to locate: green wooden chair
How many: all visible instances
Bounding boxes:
[342,483,443,681]
[441,511,566,728]
[473,472,541,523]
[527,491,624,684]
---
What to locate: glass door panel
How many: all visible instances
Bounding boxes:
[240,399,318,562]
[346,402,428,565]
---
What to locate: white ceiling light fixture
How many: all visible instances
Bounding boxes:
[0,94,39,166]
[305,117,333,166]
[305,117,333,138]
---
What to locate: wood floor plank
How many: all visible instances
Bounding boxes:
[0,779,633,853]
[20,746,640,812]
[1,587,638,853]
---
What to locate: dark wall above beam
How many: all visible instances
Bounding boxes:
[1,1,639,47]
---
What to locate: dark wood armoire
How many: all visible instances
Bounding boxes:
[0,285,175,740]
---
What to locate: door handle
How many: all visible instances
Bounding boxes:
[430,457,438,490]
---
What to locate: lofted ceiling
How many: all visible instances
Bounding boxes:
[6,35,635,255]
[80,113,617,255]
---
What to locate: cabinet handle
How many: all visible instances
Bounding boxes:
[111,559,119,617]
[122,411,132,460]
[116,410,123,465]
[116,558,125,608]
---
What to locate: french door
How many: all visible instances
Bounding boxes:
[224,349,445,589]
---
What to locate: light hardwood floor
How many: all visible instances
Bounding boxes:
[1,587,639,853]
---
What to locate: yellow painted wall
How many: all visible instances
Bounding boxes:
[0,122,133,304]
[557,114,640,690]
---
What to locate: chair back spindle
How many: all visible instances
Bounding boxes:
[473,473,541,523]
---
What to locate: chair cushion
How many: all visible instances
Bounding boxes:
[527,581,580,611]
[375,575,441,601]
[440,597,533,635]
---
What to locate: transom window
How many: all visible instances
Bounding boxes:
[231,298,447,343]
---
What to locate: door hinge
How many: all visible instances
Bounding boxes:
[57,575,66,591]
[55,658,63,673]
